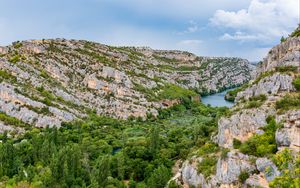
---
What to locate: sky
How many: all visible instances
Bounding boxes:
[0,0,299,61]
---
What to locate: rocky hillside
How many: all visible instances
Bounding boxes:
[0,39,253,129]
[171,28,300,187]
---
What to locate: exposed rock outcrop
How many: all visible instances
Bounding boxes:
[170,156,217,188]
[216,106,276,148]
[257,36,300,75]
[236,73,295,101]
[216,151,256,184]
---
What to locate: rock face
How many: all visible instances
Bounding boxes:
[216,151,256,184]
[0,83,77,128]
[170,157,217,188]
[257,36,300,75]
[236,73,295,101]
[216,106,276,148]
[0,39,253,128]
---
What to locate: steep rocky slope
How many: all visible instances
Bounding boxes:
[171,29,300,188]
[0,39,253,129]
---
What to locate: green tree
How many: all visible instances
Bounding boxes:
[92,155,111,187]
[149,125,160,157]
[147,165,171,188]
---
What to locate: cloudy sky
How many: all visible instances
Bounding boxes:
[0,0,299,61]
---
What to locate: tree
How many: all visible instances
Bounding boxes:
[280,36,286,43]
[149,125,160,157]
[117,153,125,180]
[147,165,171,188]
[0,141,21,177]
[91,155,111,187]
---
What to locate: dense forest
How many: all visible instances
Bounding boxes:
[0,98,229,188]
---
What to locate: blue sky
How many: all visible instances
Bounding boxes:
[0,0,299,61]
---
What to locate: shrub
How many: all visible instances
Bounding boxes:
[197,156,217,178]
[168,180,182,188]
[239,171,250,183]
[280,36,286,43]
[13,42,23,49]
[245,94,267,109]
[233,138,242,149]
[272,148,293,171]
[9,55,21,63]
[0,112,27,127]
[40,70,50,79]
[197,142,219,156]
[0,70,17,83]
[290,27,300,37]
[275,66,298,73]
[275,94,300,112]
[239,117,278,157]
[292,77,300,91]
[270,149,300,188]
[221,148,230,159]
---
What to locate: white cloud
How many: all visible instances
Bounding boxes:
[176,20,202,35]
[220,32,266,41]
[210,0,299,42]
[178,39,202,45]
[186,20,198,33]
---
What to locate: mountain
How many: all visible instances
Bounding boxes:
[171,27,300,187]
[0,39,253,129]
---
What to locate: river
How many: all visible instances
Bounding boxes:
[201,89,235,107]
